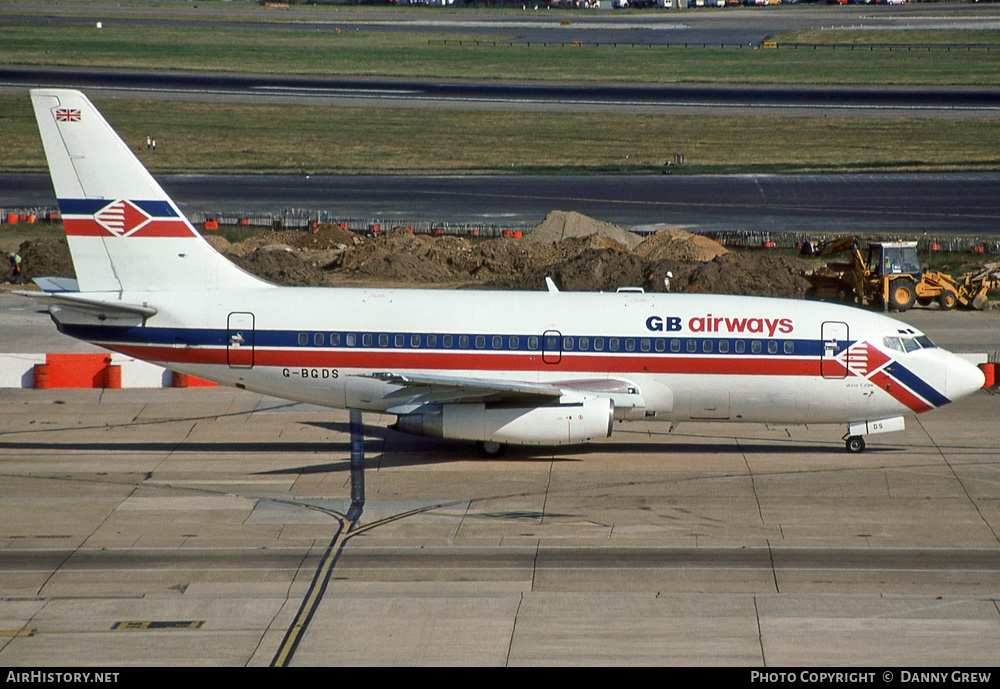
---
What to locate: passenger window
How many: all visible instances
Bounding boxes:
[345,333,356,347]
[751,341,762,354]
[609,338,620,352]
[493,335,503,349]
[655,339,665,353]
[703,340,712,353]
[719,340,729,354]
[475,335,486,349]
[625,339,635,352]
[528,336,539,350]
[459,335,469,348]
[330,333,340,347]
[578,337,589,351]
[427,334,438,348]
[641,339,651,352]
[564,337,574,351]
[510,336,520,349]
[362,333,372,347]
[686,339,696,353]
[395,334,405,347]
[767,341,778,354]
[594,337,605,352]
[442,335,453,348]
[298,332,308,346]
[411,334,420,348]
[379,334,389,347]
[784,341,794,355]
[670,339,680,353]
[735,340,745,354]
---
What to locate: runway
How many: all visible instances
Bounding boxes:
[0,304,998,666]
[5,172,1000,237]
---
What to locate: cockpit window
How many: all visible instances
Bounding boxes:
[902,337,921,353]
[915,335,935,349]
[883,336,904,352]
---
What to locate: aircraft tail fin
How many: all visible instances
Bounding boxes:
[30,89,267,294]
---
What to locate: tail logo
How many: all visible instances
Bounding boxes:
[94,200,152,237]
[55,108,81,123]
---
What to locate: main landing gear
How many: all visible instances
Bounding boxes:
[476,441,507,458]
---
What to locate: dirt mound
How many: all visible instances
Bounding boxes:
[7,217,813,301]
[286,223,359,250]
[677,253,813,299]
[229,246,325,286]
[203,234,234,254]
[534,247,647,292]
[336,227,471,282]
[17,237,75,281]
[636,228,729,263]
[527,210,643,250]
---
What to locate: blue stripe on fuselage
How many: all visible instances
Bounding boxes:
[883,360,950,408]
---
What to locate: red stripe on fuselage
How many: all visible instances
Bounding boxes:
[868,370,933,413]
[103,343,822,376]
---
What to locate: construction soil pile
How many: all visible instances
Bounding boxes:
[8,215,815,298]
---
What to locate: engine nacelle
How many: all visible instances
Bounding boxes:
[394,397,615,446]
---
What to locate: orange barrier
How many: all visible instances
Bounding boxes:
[104,365,122,389]
[203,220,219,231]
[980,363,995,389]
[34,353,112,388]
[172,372,218,388]
[33,363,51,389]
[6,214,18,224]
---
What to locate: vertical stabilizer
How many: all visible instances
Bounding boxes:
[30,89,268,294]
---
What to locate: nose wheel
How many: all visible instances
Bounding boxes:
[844,435,866,453]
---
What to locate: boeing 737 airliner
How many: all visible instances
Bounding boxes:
[21,89,986,454]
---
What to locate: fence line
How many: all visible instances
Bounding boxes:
[3,206,998,254]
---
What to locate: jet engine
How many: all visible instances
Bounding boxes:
[393,397,615,446]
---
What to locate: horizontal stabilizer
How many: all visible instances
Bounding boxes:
[14,290,158,319]
[31,277,80,293]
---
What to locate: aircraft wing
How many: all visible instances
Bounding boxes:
[362,371,641,414]
[364,371,563,411]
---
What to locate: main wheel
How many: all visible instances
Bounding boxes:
[888,278,916,312]
[476,441,506,458]
[845,436,866,454]
[938,290,957,311]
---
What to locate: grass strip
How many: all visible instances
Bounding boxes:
[4,21,1000,85]
[3,95,999,175]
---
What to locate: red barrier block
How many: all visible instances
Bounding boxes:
[42,353,112,388]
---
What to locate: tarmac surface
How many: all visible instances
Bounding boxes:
[0,296,998,666]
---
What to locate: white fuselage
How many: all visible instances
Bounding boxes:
[52,285,980,428]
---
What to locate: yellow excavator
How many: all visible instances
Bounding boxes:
[804,237,996,312]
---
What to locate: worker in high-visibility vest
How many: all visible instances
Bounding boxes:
[5,252,22,283]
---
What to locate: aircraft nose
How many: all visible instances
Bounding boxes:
[946,355,986,401]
